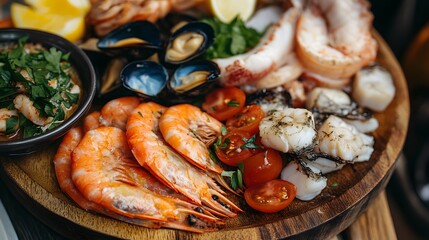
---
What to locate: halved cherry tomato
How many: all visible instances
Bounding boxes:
[243,149,283,187]
[202,87,246,121]
[244,179,297,213]
[215,131,262,166]
[226,105,265,136]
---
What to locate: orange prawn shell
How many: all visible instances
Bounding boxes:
[159,104,224,174]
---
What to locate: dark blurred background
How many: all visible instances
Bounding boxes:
[371,0,429,58]
[371,0,429,239]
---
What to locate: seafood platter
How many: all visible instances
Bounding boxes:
[0,0,409,239]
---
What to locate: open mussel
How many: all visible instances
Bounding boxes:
[169,60,220,97]
[164,22,214,65]
[97,20,162,60]
[121,61,168,99]
[157,13,198,37]
[121,60,220,103]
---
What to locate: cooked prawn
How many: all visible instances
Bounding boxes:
[83,111,101,133]
[213,6,300,86]
[72,126,221,232]
[159,104,223,174]
[0,109,18,133]
[99,96,140,130]
[13,94,52,126]
[53,127,160,228]
[126,102,242,217]
[296,0,377,79]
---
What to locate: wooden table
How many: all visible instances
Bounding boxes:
[0,177,396,240]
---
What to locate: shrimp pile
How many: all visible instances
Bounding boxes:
[54,97,241,232]
[88,0,204,36]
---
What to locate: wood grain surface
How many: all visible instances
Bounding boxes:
[0,31,409,239]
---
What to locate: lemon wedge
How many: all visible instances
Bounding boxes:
[209,0,257,23]
[11,0,90,43]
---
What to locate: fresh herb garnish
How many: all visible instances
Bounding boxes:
[221,163,244,190]
[0,36,79,139]
[203,17,263,59]
[208,147,220,163]
[241,135,262,149]
[226,99,240,107]
[220,125,228,136]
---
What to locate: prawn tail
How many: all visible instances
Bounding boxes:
[202,189,243,218]
[209,173,242,197]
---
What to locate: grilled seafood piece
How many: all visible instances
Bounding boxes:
[306,87,378,132]
[259,108,317,153]
[281,159,327,201]
[352,64,396,112]
[71,126,221,232]
[159,104,223,174]
[316,115,374,162]
[126,102,242,217]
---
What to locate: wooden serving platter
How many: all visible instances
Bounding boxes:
[0,32,409,239]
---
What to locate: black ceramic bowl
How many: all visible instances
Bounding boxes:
[0,28,96,155]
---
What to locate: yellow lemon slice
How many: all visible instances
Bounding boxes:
[209,0,257,23]
[11,0,90,43]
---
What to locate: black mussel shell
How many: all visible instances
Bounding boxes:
[168,60,220,97]
[82,49,111,94]
[97,20,162,60]
[164,22,214,65]
[247,87,293,113]
[121,60,168,99]
[157,13,198,39]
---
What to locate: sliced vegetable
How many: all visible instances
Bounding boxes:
[214,131,261,166]
[226,104,265,135]
[202,87,246,121]
[244,179,296,213]
[243,149,283,187]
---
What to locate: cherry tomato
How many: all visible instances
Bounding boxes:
[243,149,283,187]
[244,179,297,213]
[215,131,262,166]
[202,87,246,121]
[226,105,265,135]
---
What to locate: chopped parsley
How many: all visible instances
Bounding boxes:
[202,17,263,59]
[221,162,244,190]
[0,37,80,139]
[226,99,240,107]
[241,135,262,150]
